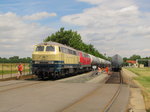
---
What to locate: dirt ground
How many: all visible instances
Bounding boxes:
[121,68,148,112]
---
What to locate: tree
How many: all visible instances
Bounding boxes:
[0,56,32,63]
[44,27,107,59]
[129,54,141,60]
[123,57,128,62]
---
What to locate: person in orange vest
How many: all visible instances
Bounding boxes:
[17,63,23,79]
[105,66,109,74]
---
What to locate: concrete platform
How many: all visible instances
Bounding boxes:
[0,82,100,112]
[86,73,109,83]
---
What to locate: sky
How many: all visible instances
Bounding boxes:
[0,0,150,58]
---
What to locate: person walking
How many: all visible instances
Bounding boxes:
[17,63,23,79]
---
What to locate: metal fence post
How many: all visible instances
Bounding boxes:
[11,63,12,78]
[2,64,3,79]
[24,63,26,75]
[28,63,30,75]
[0,64,1,79]
[29,62,32,75]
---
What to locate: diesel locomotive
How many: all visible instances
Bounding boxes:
[32,41,111,79]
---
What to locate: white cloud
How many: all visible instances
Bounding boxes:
[0,12,55,57]
[23,12,57,20]
[61,0,150,57]
[119,5,138,12]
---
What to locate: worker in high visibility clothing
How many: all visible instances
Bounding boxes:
[17,63,23,79]
[105,66,109,74]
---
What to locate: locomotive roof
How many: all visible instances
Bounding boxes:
[36,41,77,51]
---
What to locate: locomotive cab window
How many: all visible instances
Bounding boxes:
[36,46,44,51]
[46,46,55,51]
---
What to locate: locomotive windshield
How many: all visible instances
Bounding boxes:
[36,46,44,51]
[46,46,55,51]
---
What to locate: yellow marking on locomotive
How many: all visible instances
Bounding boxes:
[32,45,79,64]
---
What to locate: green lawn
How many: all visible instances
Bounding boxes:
[0,63,30,75]
[0,69,30,75]
[126,67,150,111]
[126,67,150,92]
[126,67,150,76]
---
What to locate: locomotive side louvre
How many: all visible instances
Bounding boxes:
[59,46,79,65]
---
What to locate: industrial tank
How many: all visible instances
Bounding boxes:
[111,54,123,71]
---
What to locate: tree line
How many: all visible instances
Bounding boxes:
[0,56,32,63]
[123,54,150,66]
[44,27,107,59]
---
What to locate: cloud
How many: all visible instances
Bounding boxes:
[23,12,57,20]
[61,0,150,57]
[0,12,55,57]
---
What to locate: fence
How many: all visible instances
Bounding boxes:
[0,63,32,79]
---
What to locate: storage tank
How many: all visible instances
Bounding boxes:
[89,54,99,65]
[89,54,100,70]
[111,54,123,71]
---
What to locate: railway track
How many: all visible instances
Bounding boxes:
[61,72,128,112]
[103,72,123,112]
[0,81,47,93]
[0,71,129,112]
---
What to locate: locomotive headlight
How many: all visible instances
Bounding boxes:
[48,61,54,64]
[34,61,40,64]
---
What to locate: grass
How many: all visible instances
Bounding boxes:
[135,76,150,92]
[0,63,30,75]
[126,67,150,76]
[147,109,150,112]
[126,67,150,111]
[126,68,150,91]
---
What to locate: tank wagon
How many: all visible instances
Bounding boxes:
[32,41,110,79]
[111,54,123,72]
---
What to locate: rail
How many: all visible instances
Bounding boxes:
[102,72,123,112]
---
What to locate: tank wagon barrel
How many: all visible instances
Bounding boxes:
[111,54,123,72]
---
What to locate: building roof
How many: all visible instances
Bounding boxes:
[126,60,136,64]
